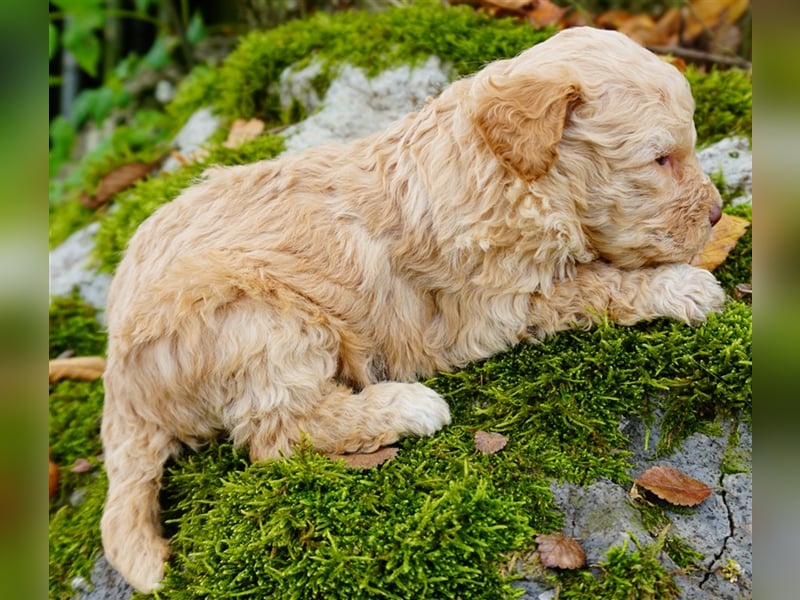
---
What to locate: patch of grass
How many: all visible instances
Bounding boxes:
[49,474,108,600]
[49,295,109,598]
[49,109,175,248]
[556,531,681,599]
[160,445,535,599]
[49,380,105,479]
[714,204,752,296]
[687,66,752,147]
[48,293,107,359]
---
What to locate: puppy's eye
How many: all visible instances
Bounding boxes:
[655,155,670,166]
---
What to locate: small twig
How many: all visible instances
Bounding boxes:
[265,123,292,135]
[647,45,751,69]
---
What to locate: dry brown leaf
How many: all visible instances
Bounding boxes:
[48,356,106,384]
[224,118,266,148]
[535,534,586,569]
[483,0,533,12]
[71,458,93,474]
[635,465,711,506]
[49,452,59,499]
[525,0,569,29]
[327,446,399,469]
[653,8,683,46]
[683,0,750,41]
[690,213,750,271]
[80,160,160,208]
[474,431,509,454]
[594,9,636,31]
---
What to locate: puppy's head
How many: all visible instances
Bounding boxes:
[472,27,722,268]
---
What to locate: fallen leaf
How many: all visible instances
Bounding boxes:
[682,0,750,42]
[224,118,265,148]
[635,465,711,506]
[71,458,93,474]
[327,446,399,469]
[474,430,508,454]
[690,212,750,271]
[80,159,162,208]
[525,0,569,29]
[49,452,59,499]
[535,534,586,569]
[594,9,637,31]
[48,356,106,383]
[483,0,533,12]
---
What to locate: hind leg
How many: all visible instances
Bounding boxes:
[217,301,451,460]
[244,379,452,459]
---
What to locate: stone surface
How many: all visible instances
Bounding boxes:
[697,136,752,206]
[48,221,112,323]
[280,57,451,154]
[515,413,752,599]
[160,107,221,172]
[71,556,134,600]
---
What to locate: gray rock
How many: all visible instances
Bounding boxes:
[48,221,112,322]
[281,57,451,153]
[161,107,221,173]
[698,136,752,206]
[552,477,651,565]
[72,555,134,600]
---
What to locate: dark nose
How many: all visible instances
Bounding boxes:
[709,204,722,226]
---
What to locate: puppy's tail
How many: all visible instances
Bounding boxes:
[100,374,180,594]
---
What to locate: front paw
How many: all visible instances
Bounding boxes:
[651,264,726,324]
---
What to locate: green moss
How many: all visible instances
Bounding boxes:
[49,109,176,248]
[637,504,704,571]
[48,195,97,250]
[557,532,680,599]
[92,133,285,273]
[720,423,751,475]
[49,474,108,600]
[48,293,107,359]
[160,444,534,599]
[656,302,751,454]
[49,380,105,475]
[687,66,752,147]
[663,536,705,571]
[166,63,222,125]
[714,204,752,296]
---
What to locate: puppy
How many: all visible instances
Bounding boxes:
[101,26,725,592]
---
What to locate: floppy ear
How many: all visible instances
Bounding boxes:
[473,66,582,181]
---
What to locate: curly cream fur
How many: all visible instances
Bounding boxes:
[100,27,725,592]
